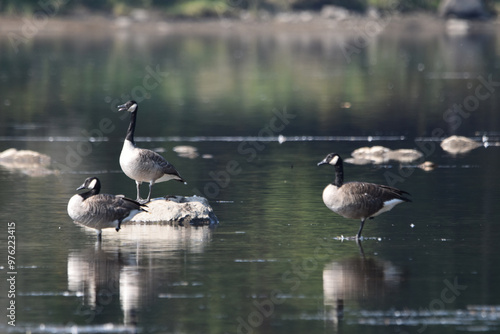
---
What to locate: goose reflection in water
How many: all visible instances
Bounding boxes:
[322,241,406,329]
[67,224,214,327]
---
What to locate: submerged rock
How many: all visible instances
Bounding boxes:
[418,161,437,171]
[173,145,199,159]
[0,148,56,176]
[440,135,481,154]
[130,195,218,225]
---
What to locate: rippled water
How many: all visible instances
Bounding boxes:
[1,17,500,334]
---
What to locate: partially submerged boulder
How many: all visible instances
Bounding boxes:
[440,135,482,154]
[0,148,56,176]
[130,195,218,225]
[349,146,423,164]
[385,149,424,163]
[0,148,51,165]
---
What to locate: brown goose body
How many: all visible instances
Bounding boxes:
[67,177,147,239]
[318,153,411,239]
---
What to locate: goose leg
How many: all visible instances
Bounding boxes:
[116,220,121,232]
[135,181,142,202]
[96,230,102,242]
[145,181,154,203]
[356,219,366,239]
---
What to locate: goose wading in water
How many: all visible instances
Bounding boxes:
[317,153,411,239]
[67,177,147,240]
[118,100,186,203]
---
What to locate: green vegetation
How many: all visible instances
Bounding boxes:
[0,0,498,17]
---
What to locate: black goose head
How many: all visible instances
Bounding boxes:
[117,100,138,113]
[318,153,344,187]
[76,177,101,195]
[317,153,342,167]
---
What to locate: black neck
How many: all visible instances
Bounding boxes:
[80,187,99,200]
[333,160,344,187]
[125,110,137,145]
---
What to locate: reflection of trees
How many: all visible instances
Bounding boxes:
[1,23,497,139]
[67,224,214,327]
[0,1,449,15]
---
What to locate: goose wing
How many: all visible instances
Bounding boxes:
[340,182,410,219]
[138,148,185,181]
[344,182,411,203]
[89,194,147,221]
[374,184,411,202]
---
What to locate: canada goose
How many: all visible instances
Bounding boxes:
[318,153,411,239]
[67,177,147,239]
[118,100,185,203]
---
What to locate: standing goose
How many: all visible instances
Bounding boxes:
[118,100,185,203]
[318,153,411,239]
[67,177,147,239]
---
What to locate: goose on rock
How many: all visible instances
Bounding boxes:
[118,100,186,203]
[318,153,411,239]
[67,177,147,239]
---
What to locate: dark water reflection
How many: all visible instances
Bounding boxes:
[1,17,500,333]
[67,225,213,329]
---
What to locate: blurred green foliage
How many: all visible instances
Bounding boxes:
[0,0,497,16]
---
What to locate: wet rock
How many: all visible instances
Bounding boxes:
[385,149,424,163]
[440,135,482,154]
[351,146,389,164]
[130,195,218,225]
[350,146,423,164]
[0,148,56,176]
[438,0,489,19]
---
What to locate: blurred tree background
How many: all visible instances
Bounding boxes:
[0,0,498,16]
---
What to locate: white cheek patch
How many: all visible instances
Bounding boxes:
[88,178,98,189]
[129,104,137,112]
[330,155,339,165]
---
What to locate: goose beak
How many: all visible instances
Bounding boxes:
[317,159,328,166]
[76,183,86,191]
[117,103,128,112]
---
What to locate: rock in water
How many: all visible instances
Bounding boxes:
[0,148,56,176]
[0,148,51,165]
[350,146,423,164]
[130,196,218,225]
[440,135,481,154]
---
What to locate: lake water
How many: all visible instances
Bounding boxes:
[1,16,500,334]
